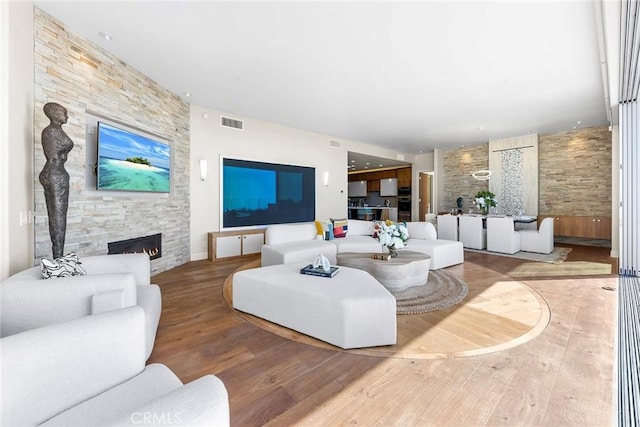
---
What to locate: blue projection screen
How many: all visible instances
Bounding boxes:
[222,158,315,228]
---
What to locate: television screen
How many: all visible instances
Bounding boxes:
[222,158,315,228]
[96,122,171,193]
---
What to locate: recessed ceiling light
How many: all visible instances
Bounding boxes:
[478,126,486,130]
[184,92,191,97]
[365,162,370,165]
[379,164,383,167]
[351,160,355,163]
[418,150,423,154]
[98,32,112,41]
[577,120,582,124]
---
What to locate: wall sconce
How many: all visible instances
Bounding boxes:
[323,171,329,187]
[199,159,207,181]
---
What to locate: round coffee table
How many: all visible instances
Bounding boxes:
[336,251,431,292]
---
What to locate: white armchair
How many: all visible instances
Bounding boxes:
[519,217,554,254]
[486,217,521,254]
[1,306,229,426]
[436,215,459,241]
[1,253,161,360]
[458,215,486,250]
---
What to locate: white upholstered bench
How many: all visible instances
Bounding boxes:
[232,263,397,349]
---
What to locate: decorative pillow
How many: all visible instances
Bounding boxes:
[41,252,87,279]
[314,220,325,238]
[331,217,349,238]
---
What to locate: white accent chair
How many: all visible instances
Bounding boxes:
[0,306,230,426]
[436,214,459,241]
[519,217,555,254]
[1,253,161,360]
[486,217,521,254]
[458,215,487,250]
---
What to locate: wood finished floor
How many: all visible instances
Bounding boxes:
[222,259,551,359]
[148,245,617,426]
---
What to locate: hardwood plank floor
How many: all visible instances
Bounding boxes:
[148,245,617,426]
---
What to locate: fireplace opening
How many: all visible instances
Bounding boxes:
[108,233,162,260]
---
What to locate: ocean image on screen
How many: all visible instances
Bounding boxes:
[97,122,170,193]
[222,160,314,228]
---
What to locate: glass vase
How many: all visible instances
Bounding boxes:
[388,245,398,258]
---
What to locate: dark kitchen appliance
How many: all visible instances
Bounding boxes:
[398,186,411,195]
[398,195,411,221]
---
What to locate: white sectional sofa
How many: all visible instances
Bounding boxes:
[403,221,465,270]
[261,219,463,270]
[261,222,339,266]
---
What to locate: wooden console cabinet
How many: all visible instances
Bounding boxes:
[208,229,265,260]
[539,215,611,239]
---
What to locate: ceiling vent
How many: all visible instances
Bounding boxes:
[329,140,342,149]
[221,116,243,130]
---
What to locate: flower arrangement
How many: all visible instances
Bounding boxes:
[373,220,409,257]
[474,190,497,214]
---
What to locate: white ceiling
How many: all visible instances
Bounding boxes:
[35,0,610,157]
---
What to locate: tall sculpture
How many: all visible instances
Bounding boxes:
[39,102,73,259]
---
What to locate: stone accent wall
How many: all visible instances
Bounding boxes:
[539,126,611,217]
[442,144,488,212]
[33,9,190,274]
[441,126,612,218]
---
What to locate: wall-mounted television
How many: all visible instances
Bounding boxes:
[221,157,315,229]
[96,121,171,193]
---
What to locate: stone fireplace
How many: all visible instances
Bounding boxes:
[108,233,162,260]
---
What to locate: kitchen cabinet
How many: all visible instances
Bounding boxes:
[380,178,398,196]
[348,180,367,197]
[397,167,412,187]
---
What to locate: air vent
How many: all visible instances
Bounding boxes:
[329,140,342,149]
[221,116,243,130]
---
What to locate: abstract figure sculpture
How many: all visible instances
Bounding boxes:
[39,102,73,259]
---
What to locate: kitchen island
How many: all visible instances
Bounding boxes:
[348,207,398,222]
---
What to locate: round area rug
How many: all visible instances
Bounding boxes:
[393,270,468,314]
[223,259,551,359]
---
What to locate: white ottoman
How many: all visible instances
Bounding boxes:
[232,263,397,349]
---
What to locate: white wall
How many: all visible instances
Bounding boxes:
[189,105,416,259]
[190,106,348,259]
[1,1,34,280]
